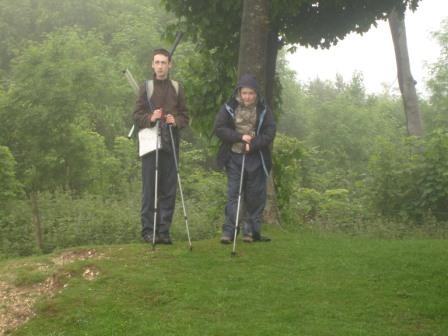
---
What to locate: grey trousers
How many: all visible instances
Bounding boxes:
[223,154,267,237]
[141,149,177,237]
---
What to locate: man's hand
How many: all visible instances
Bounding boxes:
[165,114,176,126]
[150,109,163,122]
[242,134,253,143]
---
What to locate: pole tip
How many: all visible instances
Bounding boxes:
[231,251,237,257]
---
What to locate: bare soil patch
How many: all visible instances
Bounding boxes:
[0,248,104,335]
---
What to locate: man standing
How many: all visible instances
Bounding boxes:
[214,74,276,244]
[133,48,188,244]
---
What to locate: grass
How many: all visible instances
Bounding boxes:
[3,228,448,336]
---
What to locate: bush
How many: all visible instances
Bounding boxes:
[173,140,226,240]
[0,199,36,257]
[0,139,227,258]
[0,145,22,203]
[366,130,448,222]
[38,191,141,252]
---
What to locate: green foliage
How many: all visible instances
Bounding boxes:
[0,0,170,71]
[274,49,448,231]
[273,133,360,229]
[0,191,141,257]
[172,169,226,240]
[318,189,364,232]
[0,145,22,203]
[0,146,24,252]
[366,130,448,221]
[275,55,308,137]
[366,137,423,219]
[172,141,227,239]
[2,28,131,194]
[39,191,140,252]
[61,128,139,196]
[303,76,403,170]
[111,136,140,194]
[279,0,420,48]
[0,199,36,257]
[172,44,236,137]
[164,0,419,50]
[163,0,241,54]
[277,73,405,202]
[1,0,447,260]
[289,187,322,223]
[163,0,420,134]
[415,130,448,218]
[0,140,225,258]
[426,18,448,131]
[273,133,308,210]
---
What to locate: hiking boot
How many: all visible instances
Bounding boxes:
[143,234,157,244]
[220,235,232,244]
[158,234,172,245]
[243,235,253,243]
[252,232,271,242]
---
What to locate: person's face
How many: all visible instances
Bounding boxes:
[240,87,257,106]
[152,53,171,80]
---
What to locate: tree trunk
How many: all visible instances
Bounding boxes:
[30,191,43,252]
[237,0,270,95]
[388,8,423,136]
[265,27,280,107]
[264,29,281,226]
[238,0,280,225]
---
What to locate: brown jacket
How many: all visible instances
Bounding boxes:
[133,78,189,129]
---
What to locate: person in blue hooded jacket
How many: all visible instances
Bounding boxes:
[214,74,276,244]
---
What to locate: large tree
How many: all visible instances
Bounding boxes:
[163,0,421,225]
[237,0,281,224]
[389,7,423,136]
[163,0,421,118]
[237,0,269,94]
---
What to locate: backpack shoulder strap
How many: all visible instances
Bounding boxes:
[145,79,178,110]
[145,79,154,100]
[146,79,178,97]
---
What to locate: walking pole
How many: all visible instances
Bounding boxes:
[231,153,246,257]
[152,120,160,250]
[168,125,193,251]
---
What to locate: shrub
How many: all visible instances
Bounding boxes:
[366,130,448,222]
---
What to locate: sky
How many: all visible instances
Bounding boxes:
[286,0,448,95]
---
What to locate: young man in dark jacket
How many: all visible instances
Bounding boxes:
[133,48,188,244]
[214,74,276,244]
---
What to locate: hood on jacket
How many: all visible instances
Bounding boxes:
[236,74,258,93]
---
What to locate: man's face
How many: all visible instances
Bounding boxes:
[152,54,171,80]
[240,87,257,106]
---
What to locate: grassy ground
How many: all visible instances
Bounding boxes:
[2,228,447,335]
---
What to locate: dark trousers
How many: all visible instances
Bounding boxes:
[141,149,177,237]
[223,154,267,237]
